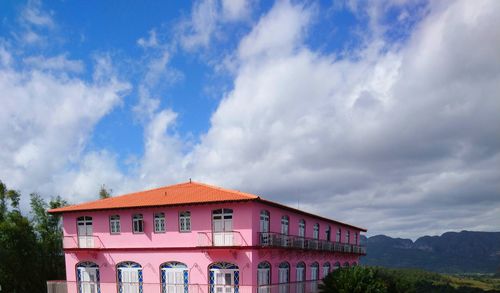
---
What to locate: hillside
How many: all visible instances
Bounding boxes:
[361,231,500,274]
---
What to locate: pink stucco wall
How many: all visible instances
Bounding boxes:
[62,200,364,291]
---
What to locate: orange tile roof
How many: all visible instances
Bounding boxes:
[48,181,367,231]
[48,181,259,213]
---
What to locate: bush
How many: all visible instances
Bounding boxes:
[319,266,387,293]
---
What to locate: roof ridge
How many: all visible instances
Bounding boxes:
[189,181,259,199]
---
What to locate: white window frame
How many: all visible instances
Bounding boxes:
[260,210,270,233]
[179,211,191,232]
[336,228,341,243]
[313,223,319,239]
[154,212,166,233]
[281,216,289,235]
[132,214,144,233]
[345,230,350,244]
[109,215,120,234]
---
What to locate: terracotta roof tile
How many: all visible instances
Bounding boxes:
[48,181,258,213]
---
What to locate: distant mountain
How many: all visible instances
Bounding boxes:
[360,231,500,274]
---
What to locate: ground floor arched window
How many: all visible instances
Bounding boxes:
[161,262,188,293]
[209,262,239,293]
[333,262,341,270]
[343,262,350,268]
[322,262,330,278]
[257,262,271,293]
[76,261,100,293]
[117,261,142,293]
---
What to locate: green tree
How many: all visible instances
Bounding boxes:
[0,187,43,292]
[30,193,68,282]
[319,266,387,293]
[99,184,112,199]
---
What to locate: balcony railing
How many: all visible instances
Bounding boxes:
[197,231,247,247]
[63,235,105,249]
[47,280,320,293]
[258,232,366,255]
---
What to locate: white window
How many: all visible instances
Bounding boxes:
[110,215,120,234]
[154,212,166,233]
[322,263,330,278]
[325,226,331,241]
[258,261,271,291]
[117,262,142,293]
[296,262,305,282]
[281,216,289,235]
[354,232,358,245]
[161,262,188,293]
[132,214,144,233]
[179,211,191,232]
[345,230,350,244]
[77,216,93,248]
[310,263,319,280]
[260,210,270,233]
[298,219,305,237]
[278,262,289,283]
[336,228,341,242]
[313,223,319,239]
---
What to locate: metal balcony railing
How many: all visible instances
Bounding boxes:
[258,232,366,255]
[197,231,247,247]
[47,280,321,293]
[63,235,105,249]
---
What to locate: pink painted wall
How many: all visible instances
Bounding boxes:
[62,202,255,248]
[62,200,364,291]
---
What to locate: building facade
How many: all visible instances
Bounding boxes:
[49,181,366,293]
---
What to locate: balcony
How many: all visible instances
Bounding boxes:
[63,235,105,249]
[47,280,321,293]
[197,231,247,247]
[258,232,366,255]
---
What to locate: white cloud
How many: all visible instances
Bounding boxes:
[221,0,250,21]
[23,54,84,73]
[0,49,130,206]
[179,0,218,50]
[21,0,55,28]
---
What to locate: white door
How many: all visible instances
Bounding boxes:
[278,268,289,293]
[78,268,98,293]
[212,269,235,293]
[258,268,270,293]
[121,268,140,293]
[77,217,93,248]
[163,269,185,293]
[213,210,233,246]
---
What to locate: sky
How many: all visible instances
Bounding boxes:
[0,0,499,239]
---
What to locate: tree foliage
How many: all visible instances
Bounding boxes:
[319,267,500,293]
[0,180,68,293]
[99,184,112,199]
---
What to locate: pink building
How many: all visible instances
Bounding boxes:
[49,181,366,293]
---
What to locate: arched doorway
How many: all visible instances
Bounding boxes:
[209,262,239,293]
[160,262,188,293]
[76,261,99,293]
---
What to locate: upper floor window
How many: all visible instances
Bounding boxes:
[354,232,358,245]
[179,211,191,232]
[109,215,120,234]
[325,225,331,241]
[260,210,270,233]
[132,214,144,233]
[336,228,341,242]
[346,230,350,243]
[298,219,305,237]
[313,223,319,239]
[154,212,165,233]
[281,216,289,235]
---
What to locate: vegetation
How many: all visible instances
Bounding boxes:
[0,180,67,293]
[320,266,500,293]
[99,184,112,199]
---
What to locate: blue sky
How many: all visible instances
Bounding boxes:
[1,0,499,239]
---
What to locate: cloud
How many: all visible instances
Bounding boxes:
[221,0,250,21]
[181,0,500,238]
[23,54,84,73]
[21,0,55,28]
[179,0,218,51]
[0,47,130,205]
